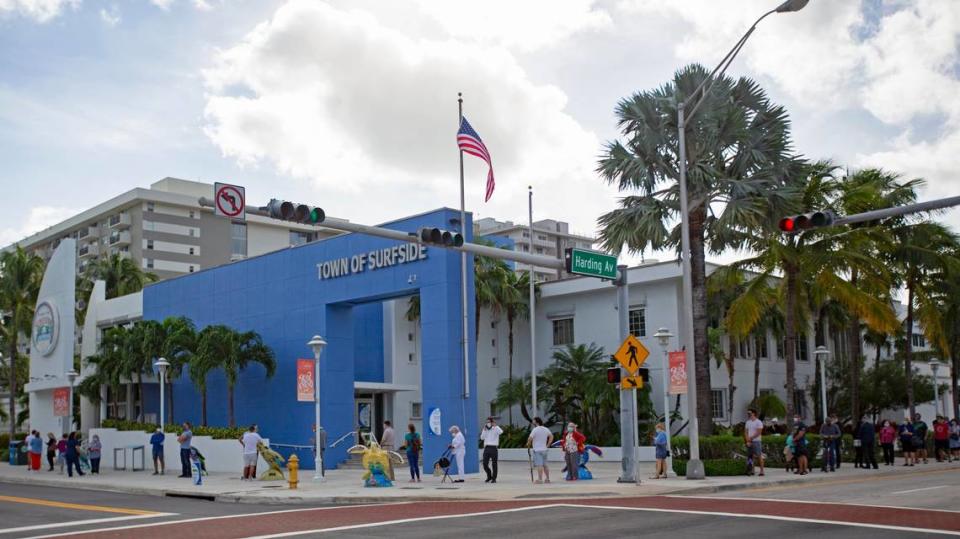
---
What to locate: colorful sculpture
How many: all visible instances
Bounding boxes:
[347,441,405,487]
[551,441,603,480]
[258,441,286,481]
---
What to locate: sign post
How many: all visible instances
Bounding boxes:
[214,182,246,221]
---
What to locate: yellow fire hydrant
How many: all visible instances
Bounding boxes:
[287,454,299,490]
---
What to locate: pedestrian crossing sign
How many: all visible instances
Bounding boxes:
[613,334,648,374]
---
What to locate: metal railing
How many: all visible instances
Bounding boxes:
[330,431,357,448]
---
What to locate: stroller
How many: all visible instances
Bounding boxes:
[433,448,453,484]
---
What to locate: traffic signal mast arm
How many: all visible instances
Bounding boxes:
[197,197,565,270]
[780,194,960,233]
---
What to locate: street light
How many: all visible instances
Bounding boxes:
[308,335,327,481]
[675,0,808,480]
[66,369,78,433]
[653,328,676,477]
[155,358,170,429]
[813,346,830,424]
[929,359,943,417]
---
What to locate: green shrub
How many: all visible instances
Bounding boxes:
[101,419,245,440]
[672,458,746,476]
[671,433,856,469]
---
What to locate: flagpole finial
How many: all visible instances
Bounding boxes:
[458,92,462,102]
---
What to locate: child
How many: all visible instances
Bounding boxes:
[651,423,668,479]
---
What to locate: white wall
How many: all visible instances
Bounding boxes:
[90,428,269,474]
[384,298,423,433]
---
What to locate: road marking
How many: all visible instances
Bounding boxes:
[677,494,960,514]
[0,515,173,535]
[892,485,949,495]
[22,502,393,539]
[557,503,960,536]
[727,465,960,494]
[244,504,561,538]
[0,495,161,515]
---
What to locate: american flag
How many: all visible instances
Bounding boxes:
[457,116,495,202]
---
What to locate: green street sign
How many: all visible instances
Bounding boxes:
[564,248,617,279]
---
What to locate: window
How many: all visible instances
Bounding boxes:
[410,402,422,419]
[146,240,154,250]
[231,222,247,257]
[188,228,196,237]
[798,338,809,361]
[777,338,785,360]
[146,202,154,212]
[552,318,574,346]
[407,353,415,364]
[711,389,725,419]
[143,220,154,231]
[188,266,195,273]
[145,258,154,269]
[189,210,195,219]
[629,308,646,338]
[535,247,544,254]
[492,356,498,367]
[289,230,310,247]
[489,402,498,418]
[188,247,195,256]
[537,234,548,241]
[408,333,413,342]
[491,321,497,329]
[759,388,774,397]
[522,232,529,238]
[738,339,750,359]
[757,334,769,359]
[491,338,496,347]
[911,334,926,348]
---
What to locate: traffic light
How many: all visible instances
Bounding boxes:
[264,199,325,224]
[778,210,835,233]
[417,227,464,247]
[606,367,621,385]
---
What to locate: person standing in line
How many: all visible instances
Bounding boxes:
[830,414,844,469]
[448,425,466,483]
[150,428,165,475]
[949,418,960,461]
[857,416,878,469]
[879,420,896,466]
[480,416,503,483]
[87,435,102,475]
[239,424,262,481]
[28,430,43,472]
[820,416,840,472]
[561,422,585,481]
[898,418,915,466]
[57,434,68,474]
[527,417,553,484]
[784,429,796,473]
[380,421,396,452]
[745,409,765,476]
[933,416,950,462]
[65,432,84,477]
[399,423,422,483]
[913,413,929,464]
[651,423,669,479]
[794,427,809,475]
[45,433,57,471]
[177,422,193,478]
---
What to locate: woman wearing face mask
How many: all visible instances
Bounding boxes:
[879,420,896,466]
[561,423,585,481]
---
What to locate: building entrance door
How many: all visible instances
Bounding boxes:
[355,396,374,444]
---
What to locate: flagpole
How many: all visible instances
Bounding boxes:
[458,93,471,402]
[528,186,537,420]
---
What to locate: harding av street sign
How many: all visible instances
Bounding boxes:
[564,248,617,280]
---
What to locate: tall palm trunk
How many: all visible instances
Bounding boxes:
[689,207,712,435]
[952,353,959,421]
[8,340,17,437]
[201,387,208,426]
[784,266,798,429]
[228,385,235,428]
[904,276,916,417]
[848,269,862,422]
[136,372,144,423]
[753,353,760,401]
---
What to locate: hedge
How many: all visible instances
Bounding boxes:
[670,433,857,471]
[101,419,246,440]
[672,458,745,476]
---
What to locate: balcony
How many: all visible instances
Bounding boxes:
[78,243,100,259]
[109,213,131,229]
[77,225,98,240]
[108,231,131,246]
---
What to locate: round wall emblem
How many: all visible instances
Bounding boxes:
[32,300,59,357]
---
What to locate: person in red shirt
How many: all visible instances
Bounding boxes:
[561,422,586,481]
[933,417,950,462]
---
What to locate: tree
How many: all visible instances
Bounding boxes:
[80,252,157,300]
[597,64,798,434]
[544,343,615,437]
[474,248,510,343]
[192,325,229,426]
[222,329,276,427]
[0,246,45,436]
[503,270,538,422]
[493,375,533,424]
[159,316,197,425]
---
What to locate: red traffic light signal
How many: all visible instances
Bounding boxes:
[778,217,797,233]
[606,367,621,384]
[779,210,835,233]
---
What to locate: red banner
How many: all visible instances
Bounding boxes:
[53,387,70,417]
[297,359,315,402]
[668,351,688,395]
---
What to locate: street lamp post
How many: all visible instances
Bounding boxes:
[675,0,808,480]
[814,346,830,423]
[155,358,170,429]
[66,369,78,433]
[654,328,676,477]
[308,335,327,481]
[930,359,943,417]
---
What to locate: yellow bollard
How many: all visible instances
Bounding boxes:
[287,454,299,490]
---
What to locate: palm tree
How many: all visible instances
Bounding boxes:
[503,271,537,415]
[192,325,230,426]
[597,64,798,434]
[474,249,510,342]
[81,252,157,299]
[547,343,610,434]
[159,316,197,425]
[493,375,533,424]
[221,329,276,427]
[0,246,45,436]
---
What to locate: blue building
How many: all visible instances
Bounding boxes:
[143,208,478,472]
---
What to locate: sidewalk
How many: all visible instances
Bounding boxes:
[2,459,958,504]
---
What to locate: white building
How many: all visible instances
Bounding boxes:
[476,217,595,281]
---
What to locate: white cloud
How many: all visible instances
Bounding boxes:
[202,0,618,234]
[0,206,83,247]
[99,5,120,26]
[193,0,212,11]
[0,0,79,22]
[149,0,173,10]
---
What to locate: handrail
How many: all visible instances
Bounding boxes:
[270,443,313,450]
[330,431,357,448]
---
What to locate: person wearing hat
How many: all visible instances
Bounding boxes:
[149,427,166,475]
[561,422,585,481]
[480,416,503,483]
[448,425,466,483]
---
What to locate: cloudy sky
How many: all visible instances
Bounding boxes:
[1,0,958,264]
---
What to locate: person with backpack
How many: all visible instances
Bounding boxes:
[400,423,422,483]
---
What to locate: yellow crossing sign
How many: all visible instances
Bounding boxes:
[613,334,649,374]
[620,375,644,390]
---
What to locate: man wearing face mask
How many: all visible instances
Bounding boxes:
[480,417,503,483]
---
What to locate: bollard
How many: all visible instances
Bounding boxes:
[287,454,299,490]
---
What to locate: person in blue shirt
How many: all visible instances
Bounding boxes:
[899,419,916,466]
[150,428,165,475]
[651,422,669,479]
[65,432,84,477]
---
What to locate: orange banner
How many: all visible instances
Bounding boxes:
[53,387,70,417]
[668,351,688,395]
[297,359,315,402]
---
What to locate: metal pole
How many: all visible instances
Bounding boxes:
[661,347,675,477]
[314,350,324,481]
[616,265,636,483]
[528,186,538,419]
[458,93,471,400]
[677,103,704,480]
[68,382,74,433]
[832,195,960,228]
[933,366,941,418]
[819,356,828,423]
[160,370,166,429]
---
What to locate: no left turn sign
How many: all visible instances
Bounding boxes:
[214,182,245,220]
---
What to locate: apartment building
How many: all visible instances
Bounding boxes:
[475,217,596,281]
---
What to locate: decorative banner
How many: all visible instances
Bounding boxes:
[53,387,70,417]
[668,351,688,395]
[428,407,442,436]
[296,359,315,402]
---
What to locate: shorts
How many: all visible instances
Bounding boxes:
[152,447,164,461]
[532,450,548,467]
[935,439,949,452]
[655,446,669,460]
[747,441,762,459]
[900,439,913,452]
[243,453,258,466]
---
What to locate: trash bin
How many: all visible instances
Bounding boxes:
[9,441,27,466]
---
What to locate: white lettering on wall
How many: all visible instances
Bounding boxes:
[317,244,427,280]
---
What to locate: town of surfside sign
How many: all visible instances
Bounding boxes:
[316,243,428,280]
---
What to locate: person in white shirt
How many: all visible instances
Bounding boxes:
[480,416,504,483]
[239,424,263,481]
[744,409,765,477]
[448,425,466,483]
[380,421,396,451]
[527,417,554,484]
